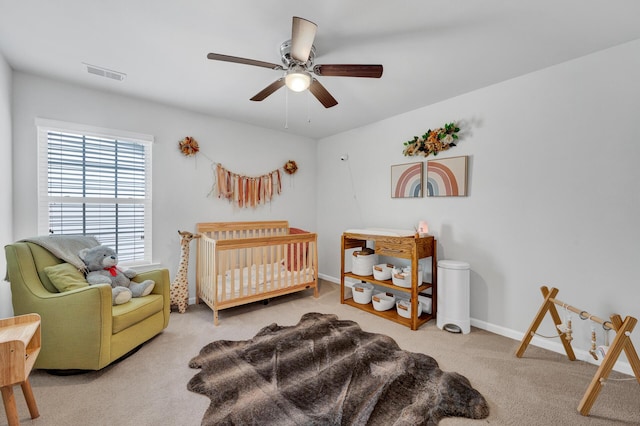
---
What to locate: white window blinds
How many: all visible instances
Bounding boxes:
[37,119,153,264]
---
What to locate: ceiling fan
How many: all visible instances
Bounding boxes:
[207,16,383,108]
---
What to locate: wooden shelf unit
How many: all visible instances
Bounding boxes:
[340,232,437,330]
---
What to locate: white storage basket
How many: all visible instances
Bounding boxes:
[372,263,393,281]
[352,282,374,304]
[396,299,423,319]
[418,294,433,315]
[352,251,378,276]
[372,292,396,311]
[391,265,423,288]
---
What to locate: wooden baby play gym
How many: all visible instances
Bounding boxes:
[516,286,640,416]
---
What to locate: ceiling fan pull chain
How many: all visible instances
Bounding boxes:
[307,90,312,123]
[284,86,289,129]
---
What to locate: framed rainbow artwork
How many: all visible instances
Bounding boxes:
[427,156,468,197]
[391,162,423,198]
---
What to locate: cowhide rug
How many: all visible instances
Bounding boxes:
[188,313,489,425]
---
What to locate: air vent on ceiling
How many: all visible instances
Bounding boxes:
[83,63,126,81]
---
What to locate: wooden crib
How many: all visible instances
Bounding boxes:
[195,221,319,325]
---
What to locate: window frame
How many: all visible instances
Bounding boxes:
[36,118,154,266]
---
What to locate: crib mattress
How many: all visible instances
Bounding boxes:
[217,262,314,299]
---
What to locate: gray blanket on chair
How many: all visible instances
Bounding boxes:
[20,235,100,271]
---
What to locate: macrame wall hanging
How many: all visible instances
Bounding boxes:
[215,163,283,208]
[178,136,298,209]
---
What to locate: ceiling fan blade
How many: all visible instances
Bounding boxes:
[313,64,383,78]
[250,79,286,102]
[309,79,338,108]
[207,53,284,70]
[291,17,317,63]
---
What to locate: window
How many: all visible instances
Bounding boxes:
[37,119,153,264]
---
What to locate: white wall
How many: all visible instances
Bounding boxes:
[317,39,640,373]
[0,52,13,318]
[10,72,317,308]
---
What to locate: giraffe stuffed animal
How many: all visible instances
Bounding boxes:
[170,230,200,313]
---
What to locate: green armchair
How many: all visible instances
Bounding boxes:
[4,241,170,371]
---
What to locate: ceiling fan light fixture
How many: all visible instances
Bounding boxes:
[285,68,311,92]
[206,17,382,108]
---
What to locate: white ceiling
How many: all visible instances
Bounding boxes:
[1,1,639,139]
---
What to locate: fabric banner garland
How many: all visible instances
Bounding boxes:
[216,163,282,208]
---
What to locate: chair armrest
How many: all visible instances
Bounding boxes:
[133,268,170,296]
[17,284,114,369]
[29,285,114,332]
[133,268,170,327]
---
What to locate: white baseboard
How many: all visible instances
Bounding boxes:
[320,274,634,376]
[471,318,633,376]
[319,273,339,284]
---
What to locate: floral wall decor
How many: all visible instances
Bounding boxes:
[283,160,298,175]
[179,136,200,156]
[402,122,460,157]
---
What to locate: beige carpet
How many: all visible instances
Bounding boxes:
[6,281,639,426]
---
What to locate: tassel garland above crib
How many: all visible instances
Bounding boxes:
[216,163,282,208]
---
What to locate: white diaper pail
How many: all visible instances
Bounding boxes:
[436,260,471,334]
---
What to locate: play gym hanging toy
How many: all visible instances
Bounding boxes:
[589,320,598,360]
[596,323,611,360]
[556,304,573,342]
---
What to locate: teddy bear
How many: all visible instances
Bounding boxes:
[79,245,155,305]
